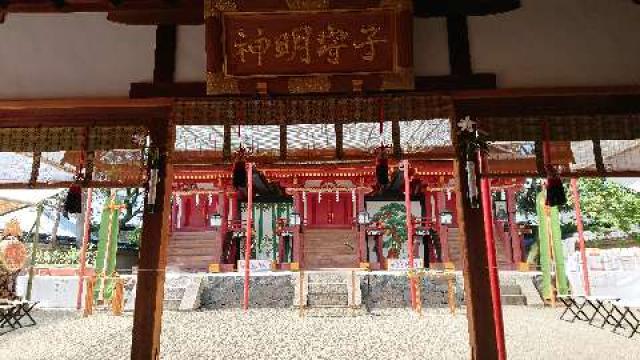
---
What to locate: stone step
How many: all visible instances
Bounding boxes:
[500,285,522,296]
[307,293,349,307]
[501,294,527,306]
[301,307,367,317]
[168,248,216,256]
[308,283,348,293]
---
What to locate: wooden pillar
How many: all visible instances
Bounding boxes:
[153,24,177,83]
[130,120,174,360]
[571,178,591,295]
[453,140,500,359]
[479,158,506,360]
[243,163,254,310]
[506,188,522,265]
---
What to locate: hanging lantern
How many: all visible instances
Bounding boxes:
[466,160,479,208]
[545,165,566,207]
[63,183,82,216]
[145,146,160,214]
[176,194,182,229]
[232,147,248,189]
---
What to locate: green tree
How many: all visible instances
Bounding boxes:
[569,178,640,232]
[371,203,413,250]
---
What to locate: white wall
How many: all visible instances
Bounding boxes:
[468,0,640,87]
[0,1,639,99]
[175,25,206,82]
[0,13,155,99]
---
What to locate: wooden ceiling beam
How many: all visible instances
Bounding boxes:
[0,98,172,127]
[1,0,202,13]
[453,86,640,117]
[107,9,203,25]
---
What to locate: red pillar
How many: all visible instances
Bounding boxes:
[243,163,253,311]
[507,188,522,265]
[480,155,506,360]
[436,191,450,263]
[403,160,417,309]
[571,178,591,295]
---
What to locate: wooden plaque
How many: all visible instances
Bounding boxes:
[205,0,413,95]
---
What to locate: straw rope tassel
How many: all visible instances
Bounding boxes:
[111,277,124,316]
[84,276,95,317]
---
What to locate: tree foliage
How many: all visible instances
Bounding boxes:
[371,203,412,249]
[569,178,640,232]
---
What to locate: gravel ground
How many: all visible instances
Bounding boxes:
[1,307,638,360]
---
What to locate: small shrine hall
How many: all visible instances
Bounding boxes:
[1,1,639,360]
[169,122,545,272]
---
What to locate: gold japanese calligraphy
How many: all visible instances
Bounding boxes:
[275,26,313,64]
[353,25,388,62]
[231,24,388,67]
[208,6,413,94]
[234,28,272,67]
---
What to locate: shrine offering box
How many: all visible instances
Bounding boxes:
[205,0,413,95]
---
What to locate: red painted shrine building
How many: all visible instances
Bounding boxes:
[1,1,639,359]
[168,129,562,272]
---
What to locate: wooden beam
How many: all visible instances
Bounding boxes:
[107,8,203,25]
[130,116,174,360]
[446,15,472,76]
[415,74,496,90]
[392,120,401,159]
[130,82,206,98]
[3,0,202,13]
[414,0,521,17]
[452,130,500,359]
[454,87,640,117]
[222,124,231,160]
[335,123,344,159]
[0,98,171,127]
[279,124,287,161]
[153,24,177,83]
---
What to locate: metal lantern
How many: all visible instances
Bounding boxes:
[209,213,222,228]
[288,212,301,226]
[415,228,428,236]
[357,211,370,225]
[439,210,453,225]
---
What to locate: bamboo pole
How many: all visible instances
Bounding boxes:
[570,178,591,296]
[243,163,253,311]
[99,190,117,302]
[25,203,43,301]
[76,188,93,310]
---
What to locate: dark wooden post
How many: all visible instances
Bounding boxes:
[506,188,522,265]
[453,134,500,359]
[131,119,174,360]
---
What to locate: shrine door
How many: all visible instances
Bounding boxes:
[307,193,353,228]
